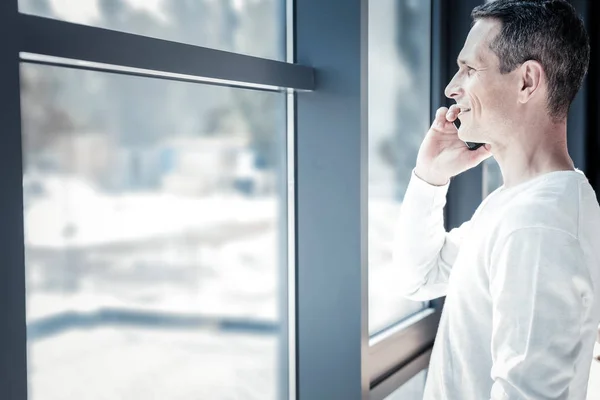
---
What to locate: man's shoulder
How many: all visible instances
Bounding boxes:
[495,175,585,238]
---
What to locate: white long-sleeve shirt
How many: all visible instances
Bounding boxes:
[394,168,600,400]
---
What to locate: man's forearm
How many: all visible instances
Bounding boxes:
[393,169,456,300]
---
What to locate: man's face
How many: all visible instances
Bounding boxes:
[444,19,519,145]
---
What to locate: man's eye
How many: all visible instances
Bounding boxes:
[467,67,476,75]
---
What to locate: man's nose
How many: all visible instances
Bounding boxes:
[444,73,462,99]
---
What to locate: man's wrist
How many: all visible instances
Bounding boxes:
[413,165,450,187]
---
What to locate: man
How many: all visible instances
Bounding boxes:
[394,0,600,399]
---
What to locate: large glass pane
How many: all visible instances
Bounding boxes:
[385,369,427,400]
[368,0,432,334]
[21,63,286,400]
[19,0,284,60]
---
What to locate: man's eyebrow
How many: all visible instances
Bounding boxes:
[458,56,485,68]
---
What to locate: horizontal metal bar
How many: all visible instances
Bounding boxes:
[368,308,440,385]
[21,53,286,93]
[18,13,315,91]
[369,307,436,346]
[369,347,432,400]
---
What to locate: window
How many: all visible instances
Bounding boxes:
[21,63,286,400]
[368,0,432,334]
[19,0,285,60]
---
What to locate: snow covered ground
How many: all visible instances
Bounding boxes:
[24,174,424,399]
[28,326,278,400]
[23,175,281,399]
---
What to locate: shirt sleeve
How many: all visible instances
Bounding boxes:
[489,227,592,400]
[393,170,470,301]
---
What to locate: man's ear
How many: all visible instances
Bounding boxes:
[518,60,544,104]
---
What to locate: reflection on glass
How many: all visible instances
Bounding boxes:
[21,64,285,400]
[19,0,284,60]
[368,0,432,334]
[385,370,428,400]
[483,157,503,198]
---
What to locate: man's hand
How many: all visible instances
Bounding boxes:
[414,105,492,186]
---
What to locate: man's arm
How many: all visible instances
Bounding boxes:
[489,226,592,399]
[392,104,491,301]
[392,170,470,301]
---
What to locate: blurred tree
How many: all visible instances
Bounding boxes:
[19,0,283,170]
[20,65,77,167]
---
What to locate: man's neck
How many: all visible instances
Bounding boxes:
[491,121,574,188]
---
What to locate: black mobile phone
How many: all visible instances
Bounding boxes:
[466,141,485,151]
[453,118,484,151]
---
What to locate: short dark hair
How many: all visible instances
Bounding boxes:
[471,0,590,121]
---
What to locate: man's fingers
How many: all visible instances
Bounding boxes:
[433,106,462,132]
[434,107,448,123]
[433,107,452,129]
[446,105,461,122]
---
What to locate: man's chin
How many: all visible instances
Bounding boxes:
[457,127,481,143]
[457,130,475,143]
